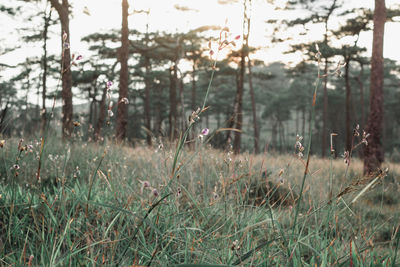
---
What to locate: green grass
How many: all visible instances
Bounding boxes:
[0,137,399,266]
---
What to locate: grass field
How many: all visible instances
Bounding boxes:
[0,137,399,266]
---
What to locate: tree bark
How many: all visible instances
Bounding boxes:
[144,55,152,145]
[191,63,197,142]
[246,2,259,154]
[364,0,386,174]
[233,0,249,155]
[116,0,129,141]
[0,101,9,133]
[345,56,352,152]
[94,84,107,141]
[322,58,328,157]
[233,53,245,154]
[169,66,178,140]
[41,7,52,134]
[247,58,259,154]
[179,77,186,132]
[225,73,239,145]
[356,63,365,129]
[50,0,73,139]
[321,0,337,157]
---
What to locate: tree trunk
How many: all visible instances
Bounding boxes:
[302,106,306,136]
[89,94,94,126]
[116,0,129,141]
[364,0,386,174]
[191,63,197,142]
[144,55,152,145]
[94,84,107,141]
[271,120,277,150]
[321,0,337,157]
[356,64,365,159]
[322,58,328,157]
[345,56,352,152]
[244,0,259,154]
[154,86,163,136]
[50,0,73,139]
[93,85,98,125]
[41,7,52,134]
[233,54,245,154]
[233,0,249,154]
[191,64,196,112]
[0,102,9,133]
[179,78,186,132]
[247,57,259,154]
[356,63,365,129]
[295,108,299,134]
[225,73,239,145]
[169,66,178,140]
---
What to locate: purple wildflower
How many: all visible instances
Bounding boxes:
[152,188,159,197]
[201,128,209,136]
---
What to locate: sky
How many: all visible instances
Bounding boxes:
[1,0,399,66]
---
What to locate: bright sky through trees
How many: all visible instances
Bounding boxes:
[1,0,399,68]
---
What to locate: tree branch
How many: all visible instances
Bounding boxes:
[48,0,62,14]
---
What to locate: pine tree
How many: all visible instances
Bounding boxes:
[364,0,386,174]
[116,0,130,141]
[49,0,73,139]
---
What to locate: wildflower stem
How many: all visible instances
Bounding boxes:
[201,58,218,110]
[291,60,322,251]
[392,222,400,267]
[171,55,219,179]
[86,148,107,217]
[36,45,71,181]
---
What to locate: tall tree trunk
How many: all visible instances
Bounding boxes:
[191,64,196,112]
[144,55,152,145]
[116,0,129,141]
[243,0,259,154]
[93,85,98,125]
[271,120,277,150]
[225,73,239,145]
[248,58,259,153]
[89,96,94,126]
[302,106,306,136]
[217,111,221,128]
[356,64,365,159]
[0,101,9,133]
[233,0,249,154]
[191,63,197,142]
[179,78,186,132]
[169,66,178,140]
[322,58,328,157]
[41,7,52,134]
[364,0,386,174]
[143,14,152,146]
[154,86,163,136]
[50,0,73,139]
[94,84,107,141]
[295,108,299,134]
[345,56,352,152]
[356,63,365,129]
[233,55,245,154]
[321,0,337,157]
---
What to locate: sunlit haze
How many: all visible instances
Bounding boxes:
[1,0,400,68]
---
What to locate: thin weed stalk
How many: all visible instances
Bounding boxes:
[36,34,74,182]
[392,223,400,267]
[291,45,322,238]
